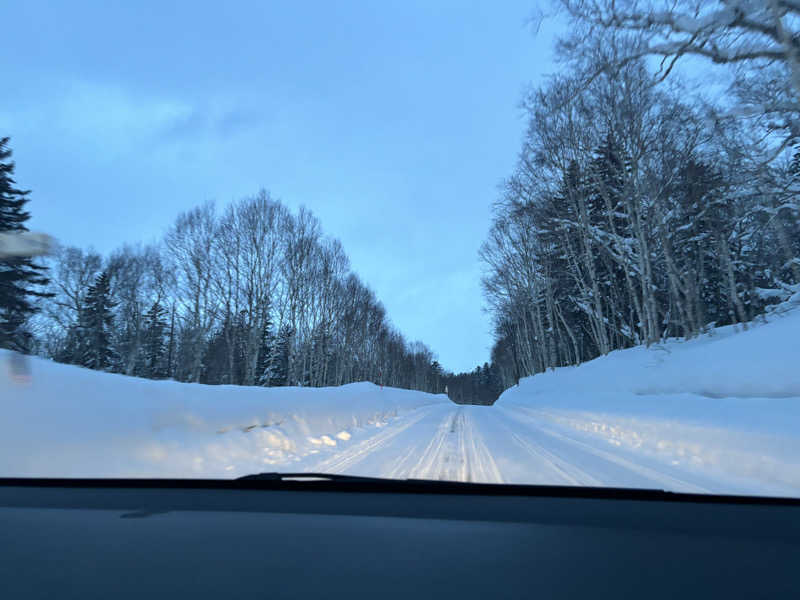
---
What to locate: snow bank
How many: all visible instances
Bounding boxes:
[497,301,800,492]
[0,355,448,478]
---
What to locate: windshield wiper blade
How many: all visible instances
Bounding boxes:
[236,472,388,483]
[233,472,676,498]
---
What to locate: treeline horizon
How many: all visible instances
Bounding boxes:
[36,193,455,393]
[0,142,454,395]
[3,136,505,404]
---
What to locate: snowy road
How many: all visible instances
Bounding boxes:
[301,403,791,495]
[6,308,800,496]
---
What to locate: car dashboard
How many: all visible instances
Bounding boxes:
[1,478,798,599]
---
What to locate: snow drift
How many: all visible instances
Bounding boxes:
[0,356,449,478]
[496,291,800,493]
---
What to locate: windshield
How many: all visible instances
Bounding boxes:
[1,1,799,498]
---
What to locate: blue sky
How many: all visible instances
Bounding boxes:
[0,1,557,373]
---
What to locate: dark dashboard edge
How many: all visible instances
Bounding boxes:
[2,477,800,506]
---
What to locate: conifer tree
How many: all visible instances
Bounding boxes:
[256,309,275,386]
[79,271,116,370]
[141,301,168,378]
[0,137,50,351]
[270,325,294,386]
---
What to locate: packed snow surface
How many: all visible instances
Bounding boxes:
[2,295,799,496]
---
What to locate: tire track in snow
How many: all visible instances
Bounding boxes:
[396,408,503,483]
[404,410,458,480]
[305,405,437,474]
[461,410,504,483]
[505,428,602,486]
[500,406,711,493]
[466,407,597,486]
[379,408,457,479]
[307,402,709,491]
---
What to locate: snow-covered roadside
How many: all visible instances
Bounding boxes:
[0,355,449,478]
[496,293,800,492]
[2,292,799,494]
